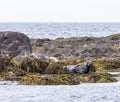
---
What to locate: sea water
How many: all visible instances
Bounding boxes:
[0,23,120,39]
[0,81,120,102]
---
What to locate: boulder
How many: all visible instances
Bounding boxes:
[0,31,32,57]
[64,61,96,74]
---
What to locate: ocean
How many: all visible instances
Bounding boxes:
[0,23,120,39]
[0,81,120,102]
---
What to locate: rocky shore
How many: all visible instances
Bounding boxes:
[31,33,120,60]
[0,31,120,85]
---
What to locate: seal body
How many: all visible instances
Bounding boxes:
[64,61,95,74]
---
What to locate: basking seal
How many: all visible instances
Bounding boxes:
[64,61,95,74]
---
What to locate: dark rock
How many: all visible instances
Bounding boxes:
[0,31,32,57]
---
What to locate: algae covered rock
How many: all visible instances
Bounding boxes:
[63,59,84,65]
[19,71,116,85]
[0,58,14,71]
[18,73,41,85]
[93,59,120,70]
[0,57,26,81]
[89,71,117,83]
[19,74,81,85]
[45,62,66,74]
[19,58,49,73]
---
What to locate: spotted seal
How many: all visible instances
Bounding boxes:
[64,61,95,74]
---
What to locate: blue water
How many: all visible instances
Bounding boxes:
[0,23,120,39]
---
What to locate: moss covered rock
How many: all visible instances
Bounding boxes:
[0,58,14,72]
[89,71,116,83]
[19,72,116,85]
[19,58,49,73]
[63,59,84,65]
[45,62,66,74]
[93,59,120,70]
[0,57,26,81]
[45,59,86,74]
[19,74,81,85]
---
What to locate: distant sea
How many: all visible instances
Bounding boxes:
[0,23,120,39]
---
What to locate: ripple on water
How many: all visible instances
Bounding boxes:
[0,82,120,102]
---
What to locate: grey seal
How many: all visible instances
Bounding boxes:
[64,61,95,74]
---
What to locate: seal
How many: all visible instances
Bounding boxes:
[30,52,48,59]
[64,61,95,74]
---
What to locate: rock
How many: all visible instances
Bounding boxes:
[106,33,120,40]
[30,34,120,60]
[64,61,96,74]
[18,74,81,85]
[19,72,116,85]
[11,55,23,66]
[45,62,66,74]
[0,57,14,72]
[0,57,26,80]
[19,58,49,73]
[30,39,51,47]
[89,71,117,83]
[0,31,32,57]
[93,58,120,70]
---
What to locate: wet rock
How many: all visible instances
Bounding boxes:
[0,31,32,57]
[0,58,14,72]
[19,72,116,85]
[93,59,120,70]
[0,57,26,80]
[89,71,117,83]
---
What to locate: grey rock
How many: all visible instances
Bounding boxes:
[31,33,120,60]
[0,31,32,57]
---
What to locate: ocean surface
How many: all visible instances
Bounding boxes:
[0,81,120,102]
[0,23,120,39]
[1,23,120,102]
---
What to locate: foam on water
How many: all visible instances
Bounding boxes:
[0,23,120,39]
